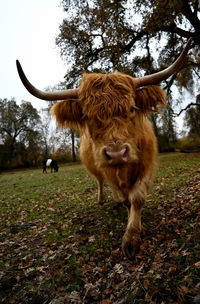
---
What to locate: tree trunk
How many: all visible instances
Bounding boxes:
[71,129,76,162]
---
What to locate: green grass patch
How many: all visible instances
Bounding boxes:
[0,153,200,303]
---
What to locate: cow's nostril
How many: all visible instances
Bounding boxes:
[104,147,128,164]
[104,150,112,160]
[106,148,126,159]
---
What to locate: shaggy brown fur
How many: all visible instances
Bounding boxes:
[51,72,166,260]
[51,99,83,130]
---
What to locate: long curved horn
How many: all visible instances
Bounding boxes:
[16,60,78,100]
[135,38,193,87]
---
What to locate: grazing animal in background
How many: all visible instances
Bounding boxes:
[16,38,192,260]
[43,159,58,173]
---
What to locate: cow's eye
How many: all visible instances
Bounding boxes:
[130,106,134,113]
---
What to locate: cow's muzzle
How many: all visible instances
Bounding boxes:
[103,143,129,165]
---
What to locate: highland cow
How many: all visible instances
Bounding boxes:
[16,38,192,259]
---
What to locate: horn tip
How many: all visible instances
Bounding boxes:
[16,60,22,73]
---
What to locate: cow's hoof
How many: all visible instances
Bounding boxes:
[122,239,140,260]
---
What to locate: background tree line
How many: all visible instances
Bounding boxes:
[0,99,79,170]
[0,94,199,170]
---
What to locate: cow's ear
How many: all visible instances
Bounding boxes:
[51,99,84,130]
[135,86,166,114]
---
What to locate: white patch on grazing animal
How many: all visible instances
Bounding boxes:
[46,159,52,167]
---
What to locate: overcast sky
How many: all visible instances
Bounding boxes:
[0,0,66,111]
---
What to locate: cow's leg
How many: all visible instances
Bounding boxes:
[111,185,127,209]
[122,199,144,259]
[122,177,150,260]
[85,162,105,205]
[111,186,125,203]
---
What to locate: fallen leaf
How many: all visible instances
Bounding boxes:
[101,300,111,304]
[144,279,150,289]
[154,253,162,262]
[88,235,95,242]
[9,296,15,304]
[194,261,200,268]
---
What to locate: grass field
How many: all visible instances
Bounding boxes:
[0,153,200,304]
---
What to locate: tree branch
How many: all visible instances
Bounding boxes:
[173,102,200,117]
[120,30,147,53]
[162,24,194,39]
[181,0,200,31]
[1,127,12,138]
[194,0,199,17]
